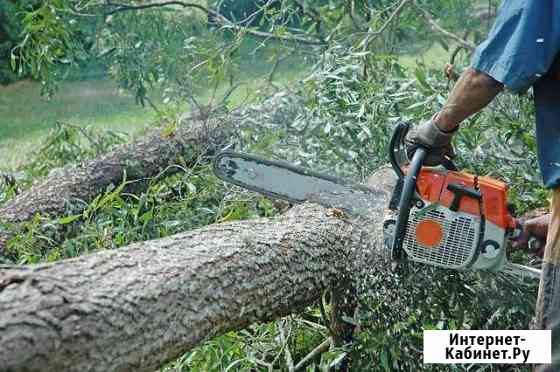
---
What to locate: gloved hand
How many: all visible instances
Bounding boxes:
[405,119,457,166]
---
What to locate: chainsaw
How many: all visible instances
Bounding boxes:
[213,123,541,280]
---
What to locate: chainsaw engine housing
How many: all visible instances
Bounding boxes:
[384,167,516,271]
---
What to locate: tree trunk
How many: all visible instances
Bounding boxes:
[0,166,395,372]
[0,92,302,252]
[534,189,560,372]
[0,117,228,250]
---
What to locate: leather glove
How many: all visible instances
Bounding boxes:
[405,119,457,166]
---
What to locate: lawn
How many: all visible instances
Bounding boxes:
[398,43,453,70]
[0,39,444,171]
[0,79,156,170]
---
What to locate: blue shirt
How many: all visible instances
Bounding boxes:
[471,0,560,189]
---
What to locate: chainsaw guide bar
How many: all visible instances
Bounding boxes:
[214,151,383,218]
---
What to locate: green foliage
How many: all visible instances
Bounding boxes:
[0,0,42,84]
[23,121,128,177]
[0,0,107,85]
[0,177,18,207]
[352,264,536,371]
[6,0,487,96]
[164,313,330,371]
[105,8,228,106]
[4,51,546,372]
[286,46,546,214]
[10,0,94,95]
[295,48,403,176]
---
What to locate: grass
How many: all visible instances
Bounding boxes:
[0,35,444,172]
[0,34,313,171]
[398,43,455,70]
[0,79,156,170]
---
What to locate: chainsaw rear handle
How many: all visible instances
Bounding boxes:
[512,221,545,252]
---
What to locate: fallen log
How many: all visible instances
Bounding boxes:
[0,118,227,250]
[0,92,302,252]
[0,167,393,372]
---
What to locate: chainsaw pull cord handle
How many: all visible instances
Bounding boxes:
[392,146,427,260]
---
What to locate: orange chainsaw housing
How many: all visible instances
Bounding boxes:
[414,168,516,230]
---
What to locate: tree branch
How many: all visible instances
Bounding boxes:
[0,165,397,371]
[294,338,332,371]
[0,199,387,371]
[278,320,295,372]
[359,0,411,43]
[0,92,300,255]
[0,116,228,254]
[412,2,476,51]
[358,0,411,78]
[103,0,326,46]
[104,1,208,15]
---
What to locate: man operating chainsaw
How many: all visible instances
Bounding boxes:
[405,1,560,370]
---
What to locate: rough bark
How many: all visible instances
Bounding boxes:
[0,92,303,252]
[0,166,395,372]
[0,117,228,249]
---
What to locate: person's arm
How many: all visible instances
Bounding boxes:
[417,68,549,250]
[405,67,504,166]
[434,67,504,131]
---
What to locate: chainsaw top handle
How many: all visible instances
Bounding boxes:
[388,122,457,178]
[388,122,457,260]
[391,141,427,260]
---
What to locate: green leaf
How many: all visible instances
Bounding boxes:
[162,121,177,138]
[414,68,433,93]
[380,350,390,371]
[57,214,81,225]
[139,210,153,224]
[10,52,16,71]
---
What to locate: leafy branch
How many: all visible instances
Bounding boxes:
[412,1,476,51]
[103,0,327,46]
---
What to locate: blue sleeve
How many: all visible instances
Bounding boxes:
[471,0,560,93]
[534,76,560,189]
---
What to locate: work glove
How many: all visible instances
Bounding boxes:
[405,119,457,166]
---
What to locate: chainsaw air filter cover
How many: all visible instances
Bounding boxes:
[384,167,516,271]
[404,203,480,269]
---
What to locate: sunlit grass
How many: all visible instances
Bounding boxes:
[0,80,155,169]
[398,43,451,70]
[0,29,315,171]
